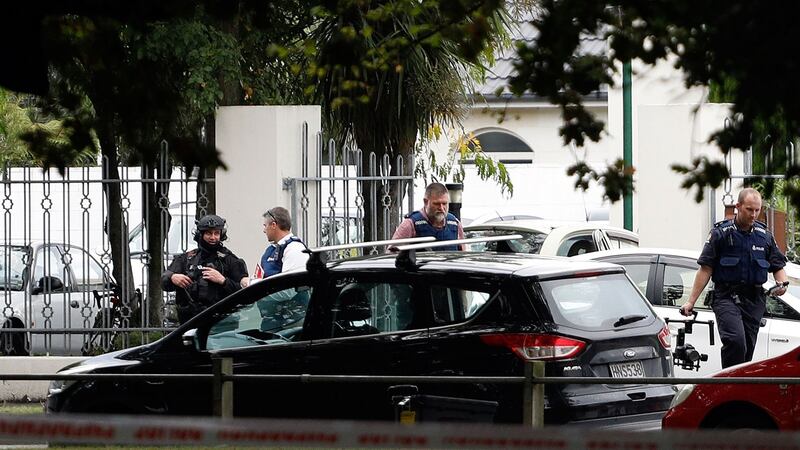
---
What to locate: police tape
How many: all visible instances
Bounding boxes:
[2,414,800,449]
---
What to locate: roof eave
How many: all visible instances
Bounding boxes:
[470,91,608,109]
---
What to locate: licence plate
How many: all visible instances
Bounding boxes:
[609,361,645,378]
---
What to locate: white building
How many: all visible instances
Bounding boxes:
[425,20,741,251]
[426,20,615,225]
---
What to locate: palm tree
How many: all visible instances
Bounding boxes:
[303,0,511,239]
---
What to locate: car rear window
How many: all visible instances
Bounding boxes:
[430,285,494,325]
[464,229,547,254]
[537,273,654,331]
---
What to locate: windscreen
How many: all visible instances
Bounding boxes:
[0,246,29,290]
[129,214,191,256]
[464,229,547,254]
[538,273,654,331]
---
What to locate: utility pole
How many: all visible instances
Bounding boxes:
[623,61,633,232]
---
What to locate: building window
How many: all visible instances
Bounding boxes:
[463,129,533,164]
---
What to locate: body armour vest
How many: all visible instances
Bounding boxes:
[186,248,231,306]
[407,211,459,251]
[711,219,772,286]
[260,236,304,278]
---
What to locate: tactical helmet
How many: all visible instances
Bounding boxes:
[193,214,227,242]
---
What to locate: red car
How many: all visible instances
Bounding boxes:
[662,346,800,430]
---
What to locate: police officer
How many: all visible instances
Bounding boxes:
[391,182,465,250]
[680,188,789,368]
[162,214,248,324]
[244,206,309,286]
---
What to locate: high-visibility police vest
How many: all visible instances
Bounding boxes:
[710,219,773,286]
[259,236,305,278]
[407,211,460,251]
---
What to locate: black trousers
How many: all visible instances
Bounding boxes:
[711,294,766,368]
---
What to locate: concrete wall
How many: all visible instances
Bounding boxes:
[0,357,86,401]
[635,104,736,249]
[607,58,708,232]
[606,58,743,250]
[215,106,321,272]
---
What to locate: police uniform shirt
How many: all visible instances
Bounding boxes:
[698,219,787,287]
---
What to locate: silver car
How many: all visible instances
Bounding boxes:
[465,219,639,256]
[572,248,800,377]
[0,241,116,355]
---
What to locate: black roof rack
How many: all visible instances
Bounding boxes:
[394,234,523,270]
[304,237,436,274]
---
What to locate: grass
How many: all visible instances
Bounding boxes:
[0,401,44,415]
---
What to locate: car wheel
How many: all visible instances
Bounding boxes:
[1,320,30,356]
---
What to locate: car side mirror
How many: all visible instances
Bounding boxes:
[31,276,64,295]
[182,328,200,349]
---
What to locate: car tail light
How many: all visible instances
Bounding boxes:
[658,325,671,350]
[569,271,607,278]
[480,333,586,361]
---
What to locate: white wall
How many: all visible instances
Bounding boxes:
[605,57,749,250]
[636,104,735,249]
[215,106,321,273]
[0,356,87,401]
[428,102,618,223]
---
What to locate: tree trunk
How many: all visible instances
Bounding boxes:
[199,5,242,219]
[199,115,216,216]
[141,159,172,328]
[97,125,136,325]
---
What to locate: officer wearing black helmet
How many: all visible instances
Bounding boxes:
[161,214,248,324]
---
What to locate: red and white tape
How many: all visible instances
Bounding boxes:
[1,414,800,449]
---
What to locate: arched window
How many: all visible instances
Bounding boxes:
[464,129,534,164]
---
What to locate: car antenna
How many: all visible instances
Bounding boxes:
[394,234,523,271]
[304,237,437,274]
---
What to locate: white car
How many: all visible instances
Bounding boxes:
[782,261,800,297]
[464,220,639,256]
[0,241,116,355]
[572,248,800,377]
[128,202,197,327]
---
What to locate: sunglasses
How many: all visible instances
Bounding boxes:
[264,210,276,226]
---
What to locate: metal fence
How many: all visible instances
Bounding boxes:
[5,360,800,429]
[714,118,799,257]
[0,147,210,356]
[285,125,415,256]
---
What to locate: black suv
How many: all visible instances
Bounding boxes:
[46,245,674,427]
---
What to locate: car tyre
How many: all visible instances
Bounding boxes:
[1,320,30,356]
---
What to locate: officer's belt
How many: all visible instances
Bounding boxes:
[715,283,761,295]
